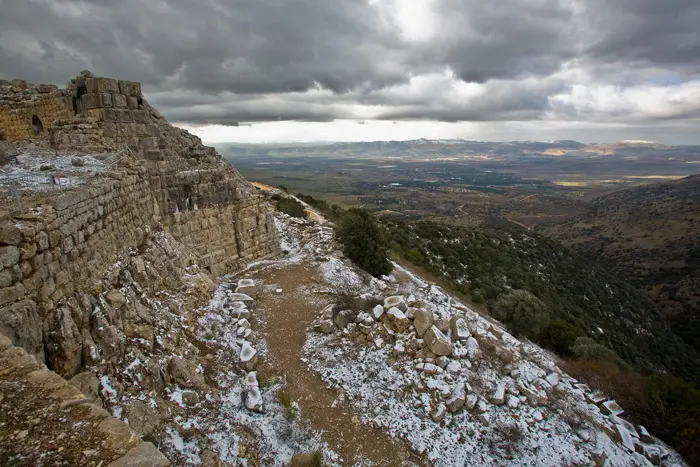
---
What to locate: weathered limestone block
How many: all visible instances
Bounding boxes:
[86,77,120,94]
[118,80,142,97]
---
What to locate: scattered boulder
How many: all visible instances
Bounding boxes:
[476,412,490,425]
[315,319,336,334]
[244,372,264,413]
[430,402,447,423]
[449,316,471,340]
[545,372,560,388]
[465,337,479,359]
[413,308,434,338]
[491,385,505,405]
[435,318,450,334]
[383,296,407,312]
[181,390,198,406]
[424,325,453,356]
[235,279,260,298]
[386,307,410,332]
[334,309,355,330]
[228,292,255,309]
[371,304,385,320]
[446,383,467,413]
[240,342,258,371]
[71,157,85,167]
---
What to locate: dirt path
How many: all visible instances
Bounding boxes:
[245,261,426,466]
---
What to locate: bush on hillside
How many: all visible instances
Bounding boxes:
[491,289,550,340]
[571,337,628,368]
[539,320,584,356]
[274,197,306,218]
[336,208,392,277]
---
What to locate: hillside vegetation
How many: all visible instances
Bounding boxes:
[385,218,700,382]
[546,175,700,352]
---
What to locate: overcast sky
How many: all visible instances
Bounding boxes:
[1,0,699,144]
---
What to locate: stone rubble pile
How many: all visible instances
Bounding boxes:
[310,282,675,466]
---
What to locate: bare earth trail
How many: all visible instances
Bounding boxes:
[239,261,427,466]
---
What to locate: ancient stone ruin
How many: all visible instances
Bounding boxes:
[1,69,278,363]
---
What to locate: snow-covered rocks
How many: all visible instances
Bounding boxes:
[385,307,410,332]
[244,372,264,413]
[446,383,467,413]
[545,372,560,388]
[491,385,506,405]
[602,400,624,416]
[235,279,260,298]
[450,316,471,340]
[227,292,256,309]
[240,341,258,371]
[383,295,407,312]
[372,304,385,320]
[424,325,453,356]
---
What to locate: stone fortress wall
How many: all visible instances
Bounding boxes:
[0,71,280,374]
[0,80,75,140]
[0,164,156,373]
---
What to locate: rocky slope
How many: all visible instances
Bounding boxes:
[545,175,700,353]
[1,195,688,465]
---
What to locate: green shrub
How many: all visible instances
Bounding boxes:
[539,320,583,355]
[275,197,306,218]
[491,289,550,339]
[336,208,392,277]
[571,337,628,368]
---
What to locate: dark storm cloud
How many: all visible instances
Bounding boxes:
[0,0,698,125]
[581,0,700,74]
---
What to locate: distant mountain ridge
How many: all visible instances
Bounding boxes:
[220,139,700,163]
[546,175,700,351]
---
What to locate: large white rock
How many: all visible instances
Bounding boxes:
[424,325,453,356]
[413,309,434,338]
[383,296,408,312]
[386,307,410,332]
[228,293,256,309]
[602,400,624,416]
[240,342,258,370]
[235,279,260,298]
[545,372,560,388]
[244,372,263,413]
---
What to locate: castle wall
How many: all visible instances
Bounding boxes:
[0,81,75,140]
[47,73,280,276]
[0,166,157,374]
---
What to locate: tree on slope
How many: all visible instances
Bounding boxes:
[336,208,392,277]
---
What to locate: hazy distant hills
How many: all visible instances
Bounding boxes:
[546,175,700,351]
[220,139,700,162]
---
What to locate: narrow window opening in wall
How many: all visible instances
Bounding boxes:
[32,115,44,136]
[137,97,144,108]
[74,85,88,113]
